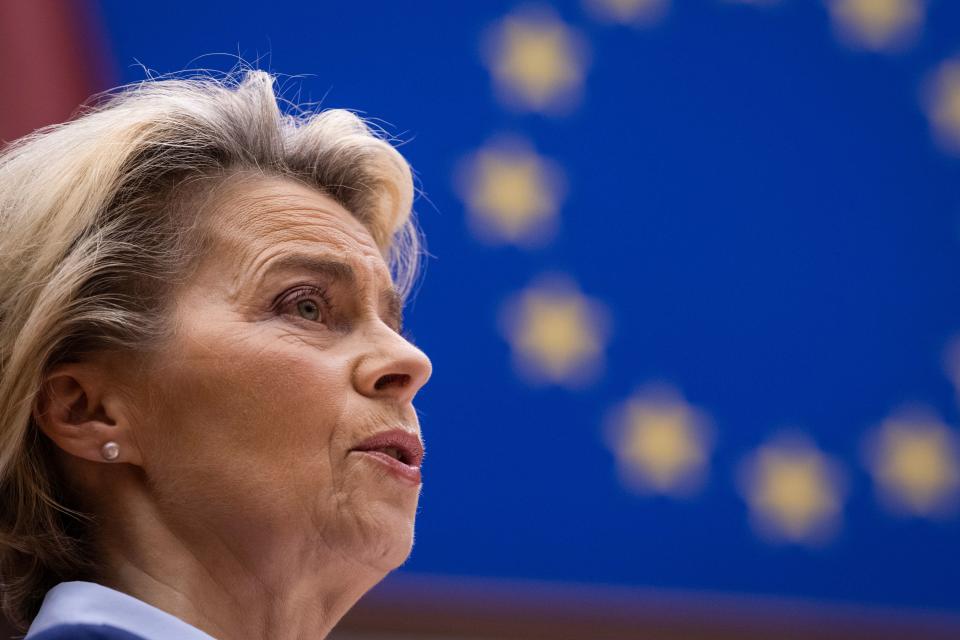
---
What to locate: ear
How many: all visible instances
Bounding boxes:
[33,362,144,467]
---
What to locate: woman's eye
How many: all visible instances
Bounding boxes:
[295,298,321,322]
[279,286,330,324]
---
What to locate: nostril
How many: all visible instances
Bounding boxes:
[374,373,409,391]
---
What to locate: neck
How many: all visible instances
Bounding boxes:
[90,475,385,640]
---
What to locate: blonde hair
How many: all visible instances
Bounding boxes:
[0,68,423,633]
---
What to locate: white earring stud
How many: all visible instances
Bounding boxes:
[101,441,119,461]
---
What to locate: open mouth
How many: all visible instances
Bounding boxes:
[351,429,423,481]
[375,446,412,465]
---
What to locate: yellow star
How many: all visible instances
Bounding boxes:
[583,0,670,26]
[739,434,845,544]
[922,59,960,155]
[604,385,713,496]
[455,137,565,247]
[481,5,589,113]
[864,411,960,517]
[826,0,924,52]
[498,275,610,388]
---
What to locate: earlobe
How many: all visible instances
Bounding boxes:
[33,363,142,467]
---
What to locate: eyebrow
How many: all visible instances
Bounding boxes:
[261,253,403,331]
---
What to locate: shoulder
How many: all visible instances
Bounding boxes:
[29,623,148,640]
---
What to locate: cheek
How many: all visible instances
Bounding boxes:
[140,324,351,521]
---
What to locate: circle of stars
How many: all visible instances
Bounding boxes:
[453,0,960,546]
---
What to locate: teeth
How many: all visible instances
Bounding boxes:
[382,447,403,462]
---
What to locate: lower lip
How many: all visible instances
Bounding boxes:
[351,450,422,485]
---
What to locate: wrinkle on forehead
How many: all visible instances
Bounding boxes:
[195,174,395,300]
[211,176,379,253]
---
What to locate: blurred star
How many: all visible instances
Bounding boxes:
[922,58,960,155]
[825,0,925,52]
[604,384,714,497]
[454,136,566,247]
[863,409,960,518]
[481,4,590,114]
[582,0,670,26]
[739,433,846,545]
[498,274,610,388]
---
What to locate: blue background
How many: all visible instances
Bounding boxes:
[96,0,960,613]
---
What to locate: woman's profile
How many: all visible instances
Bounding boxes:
[0,68,433,639]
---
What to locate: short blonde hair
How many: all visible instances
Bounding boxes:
[0,69,423,632]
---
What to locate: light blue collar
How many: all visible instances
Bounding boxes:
[26,580,217,640]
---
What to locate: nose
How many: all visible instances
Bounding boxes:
[353,322,433,404]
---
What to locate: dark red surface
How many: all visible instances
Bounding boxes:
[0,0,112,144]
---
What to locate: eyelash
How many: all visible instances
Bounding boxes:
[277,285,410,339]
[279,285,332,323]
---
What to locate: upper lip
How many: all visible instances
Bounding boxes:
[350,428,424,467]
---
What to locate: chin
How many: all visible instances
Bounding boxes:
[332,463,422,570]
[377,510,417,570]
[345,499,418,573]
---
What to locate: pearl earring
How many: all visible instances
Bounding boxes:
[101,441,119,461]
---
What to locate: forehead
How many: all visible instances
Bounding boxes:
[209,175,380,255]
[186,175,398,308]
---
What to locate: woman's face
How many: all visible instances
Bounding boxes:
[130,175,432,579]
